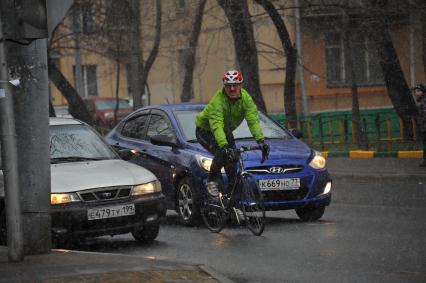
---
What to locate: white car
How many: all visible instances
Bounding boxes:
[0,118,166,246]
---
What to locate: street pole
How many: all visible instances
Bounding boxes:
[72,5,84,97]
[0,17,24,262]
[6,37,51,255]
[294,0,309,116]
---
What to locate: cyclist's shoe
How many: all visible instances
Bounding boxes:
[206,181,219,197]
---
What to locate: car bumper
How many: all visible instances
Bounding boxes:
[263,191,331,210]
[50,193,166,239]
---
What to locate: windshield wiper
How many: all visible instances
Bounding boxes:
[50,156,106,164]
[186,139,199,143]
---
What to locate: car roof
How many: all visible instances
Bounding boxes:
[140,103,205,112]
[83,96,128,101]
[49,117,83,126]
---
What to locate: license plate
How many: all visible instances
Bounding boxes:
[88,204,135,221]
[258,178,300,190]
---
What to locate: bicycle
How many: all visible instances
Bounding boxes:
[200,145,266,236]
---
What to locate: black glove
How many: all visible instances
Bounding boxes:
[257,140,270,163]
[220,144,236,163]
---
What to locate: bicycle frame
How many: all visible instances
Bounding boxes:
[202,145,265,229]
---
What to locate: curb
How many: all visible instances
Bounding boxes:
[321,150,423,158]
[330,172,426,179]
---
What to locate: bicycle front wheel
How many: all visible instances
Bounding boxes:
[240,178,265,236]
[201,197,227,233]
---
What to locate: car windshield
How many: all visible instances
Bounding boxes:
[95,100,131,111]
[174,110,291,142]
[50,124,118,163]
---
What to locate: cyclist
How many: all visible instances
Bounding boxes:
[195,69,270,194]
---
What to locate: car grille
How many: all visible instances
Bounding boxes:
[262,186,308,202]
[77,186,132,202]
[246,165,304,175]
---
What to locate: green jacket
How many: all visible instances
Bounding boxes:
[195,88,264,148]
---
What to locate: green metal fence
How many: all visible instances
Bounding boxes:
[270,108,422,152]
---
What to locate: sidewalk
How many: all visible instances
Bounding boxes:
[0,246,232,283]
[327,157,426,179]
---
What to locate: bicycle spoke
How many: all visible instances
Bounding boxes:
[201,197,227,233]
[241,185,265,236]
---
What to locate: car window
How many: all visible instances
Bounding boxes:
[146,114,175,141]
[174,110,291,141]
[120,115,149,139]
[174,111,198,141]
[233,112,291,139]
[50,124,118,161]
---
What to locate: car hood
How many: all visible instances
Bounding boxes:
[51,159,157,193]
[187,138,312,162]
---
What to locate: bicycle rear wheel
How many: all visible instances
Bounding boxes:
[201,197,227,233]
[240,181,265,236]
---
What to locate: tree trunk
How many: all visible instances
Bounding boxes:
[372,20,418,139]
[49,99,56,117]
[114,57,121,126]
[47,58,93,125]
[181,0,207,102]
[217,0,266,112]
[422,4,426,80]
[254,0,297,126]
[342,16,363,148]
[140,0,162,107]
[129,0,143,110]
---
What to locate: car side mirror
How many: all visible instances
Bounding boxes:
[289,128,303,139]
[150,134,178,148]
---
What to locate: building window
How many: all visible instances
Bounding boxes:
[81,3,96,35]
[325,31,383,87]
[73,65,98,97]
[176,0,187,16]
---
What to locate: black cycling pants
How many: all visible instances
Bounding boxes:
[196,126,237,193]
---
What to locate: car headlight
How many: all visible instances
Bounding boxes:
[51,193,80,205]
[309,152,326,169]
[196,155,225,173]
[132,180,162,196]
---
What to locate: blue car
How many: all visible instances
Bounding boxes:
[105,103,332,226]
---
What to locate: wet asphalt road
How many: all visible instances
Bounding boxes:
[72,176,426,283]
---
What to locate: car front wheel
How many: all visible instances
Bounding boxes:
[177,177,201,226]
[296,205,325,221]
[132,223,159,244]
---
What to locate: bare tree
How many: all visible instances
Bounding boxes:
[254,0,298,126]
[138,0,162,109]
[181,0,207,102]
[47,58,93,124]
[365,0,418,139]
[217,0,266,111]
[129,0,143,109]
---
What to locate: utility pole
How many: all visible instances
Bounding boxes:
[72,4,84,97]
[0,0,73,259]
[0,16,24,262]
[3,0,51,255]
[294,0,309,116]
